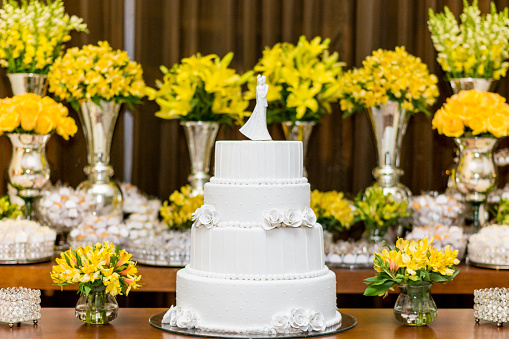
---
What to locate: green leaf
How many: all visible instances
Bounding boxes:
[363,280,396,296]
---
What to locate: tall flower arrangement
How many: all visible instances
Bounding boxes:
[0,93,77,139]
[0,0,88,74]
[338,47,439,116]
[247,36,344,123]
[432,90,509,138]
[48,41,146,111]
[146,52,252,125]
[428,0,509,80]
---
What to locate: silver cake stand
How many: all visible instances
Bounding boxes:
[149,311,356,338]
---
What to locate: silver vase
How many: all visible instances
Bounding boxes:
[7,73,48,96]
[282,121,315,177]
[7,133,51,219]
[367,101,411,201]
[181,121,220,196]
[449,78,493,94]
[455,137,497,233]
[77,100,123,217]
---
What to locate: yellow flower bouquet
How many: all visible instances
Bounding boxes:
[310,190,354,233]
[51,242,142,324]
[428,0,509,80]
[0,0,88,74]
[0,93,77,139]
[160,185,204,230]
[147,52,252,125]
[247,36,344,123]
[338,47,439,117]
[364,237,460,297]
[48,41,146,111]
[432,90,509,138]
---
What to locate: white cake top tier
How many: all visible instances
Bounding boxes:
[211,141,305,184]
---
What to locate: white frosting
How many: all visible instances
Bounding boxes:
[205,183,310,223]
[190,225,325,277]
[213,141,303,181]
[176,268,341,333]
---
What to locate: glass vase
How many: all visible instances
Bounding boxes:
[282,121,315,177]
[7,73,48,96]
[77,100,123,217]
[449,78,493,95]
[454,137,498,233]
[7,133,51,219]
[367,101,411,201]
[75,287,118,325]
[394,282,437,326]
[181,121,220,196]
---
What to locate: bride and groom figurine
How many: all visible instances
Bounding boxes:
[239,74,272,141]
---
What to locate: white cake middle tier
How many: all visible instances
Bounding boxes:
[204,183,310,223]
[190,225,326,277]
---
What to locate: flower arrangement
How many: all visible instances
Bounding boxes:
[146,52,252,125]
[246,35,344,123]
[494,198,509,224]
[310,190,354,233]
[0,93,77,139]
[432,90,509,138]
[353,186,410,237]
[338,47,439,117]
[0,195,23,220]
[48,41,146,111]
[428,0,509,80]
[364,237,460,297]
[160,185,204,231]
[50,241,142,297]
[0,0,88,74]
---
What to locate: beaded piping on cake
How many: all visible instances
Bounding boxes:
[210,177,308,185]
[184,266,330,281]
[192,205,220,228]
[262,207,317,230]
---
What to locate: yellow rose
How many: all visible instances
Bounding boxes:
[34,115,55,135]
[20,113,38,131]
[0,112,19,132]
[56,116,78,140]
[487,113,509,138]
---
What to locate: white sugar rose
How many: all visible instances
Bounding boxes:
[283,209,303,228]
[289,308,310,331]
[176,310,198,329]
[192,204,220,228]
[162,305,183,326]
[262,209,284,230]
[302,207,317,227]
[271,314,290,334]
[309,311,326,331]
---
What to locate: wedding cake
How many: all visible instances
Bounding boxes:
[162,75,341,334]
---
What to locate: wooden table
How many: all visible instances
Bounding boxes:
[1,262,508,294]
[0,308,504,338]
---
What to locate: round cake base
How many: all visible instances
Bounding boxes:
[149,311,356,338]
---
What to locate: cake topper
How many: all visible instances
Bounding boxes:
[239,74,272,140]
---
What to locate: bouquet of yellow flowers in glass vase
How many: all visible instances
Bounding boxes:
[147,52,252,125]
[364,237,460,326]
[51,242,142,324]
[428,0,509,80]
[247,35,344,123]
[0,0,88,75]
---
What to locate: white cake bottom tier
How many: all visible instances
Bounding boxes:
[176,267,341,333]
[190,225,325,277]
[204,183,310,223]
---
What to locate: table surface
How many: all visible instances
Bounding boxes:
[0,308,505,339]
[1,262,509,294]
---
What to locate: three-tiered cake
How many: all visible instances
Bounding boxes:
[164,140,341,334]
